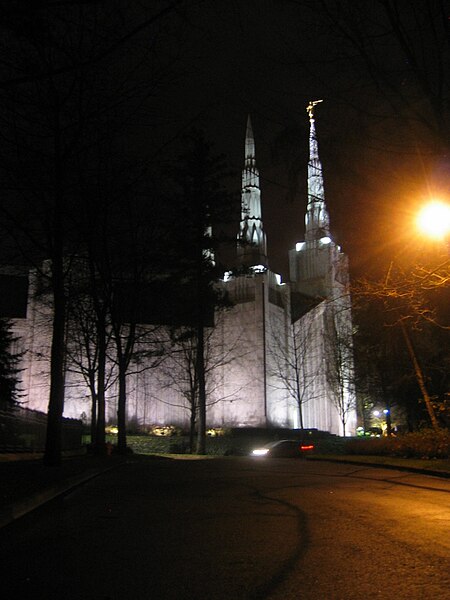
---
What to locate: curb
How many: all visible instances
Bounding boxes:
[307,455,450,479]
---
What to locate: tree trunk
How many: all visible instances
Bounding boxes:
[196,322,206,454]
[44,124,66,467]
[295,373,304,429]
[117,358,127,453]
[95,320,107,452]
[89,382,97,445]
[189,406,196,454]
[44,256,66,466]
[400,320,440,431]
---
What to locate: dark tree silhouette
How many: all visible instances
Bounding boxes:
[0,319,23,406]
[165,131,235,453]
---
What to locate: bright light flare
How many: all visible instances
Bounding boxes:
[252,448,269,456]
[416,201,450,240]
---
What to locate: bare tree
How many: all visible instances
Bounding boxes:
[283,0,449,152]
[268,312,322,430]
[156,311,246,452]
[65,260,116,445]
[0,3,188,463]
[110,317,164,454]
[0,7,115,463]
[323,297,357,436]
[353,263,448,431]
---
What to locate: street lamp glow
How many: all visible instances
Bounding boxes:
[416,201,450,240]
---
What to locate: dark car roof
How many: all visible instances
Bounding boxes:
[265,440,299,448]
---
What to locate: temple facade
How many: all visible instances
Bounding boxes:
[11,106,357,436]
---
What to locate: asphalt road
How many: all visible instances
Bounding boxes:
[1,456,449,600]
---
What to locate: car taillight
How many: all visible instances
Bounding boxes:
[300,444,314,451]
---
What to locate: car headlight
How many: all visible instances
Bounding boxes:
[252,448,270,456]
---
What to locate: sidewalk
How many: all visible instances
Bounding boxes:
[0,453,126,529]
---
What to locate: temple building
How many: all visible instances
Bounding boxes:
[10,105,357,436]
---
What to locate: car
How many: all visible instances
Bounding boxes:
[251,439,315,458]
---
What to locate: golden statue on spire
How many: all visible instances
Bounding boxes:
[307,99,323,119]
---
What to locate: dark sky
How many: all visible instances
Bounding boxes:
[144,0,449,280]
[3,1,446,281]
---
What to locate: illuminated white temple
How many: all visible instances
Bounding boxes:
[13,107,357,436]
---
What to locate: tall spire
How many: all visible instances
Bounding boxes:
[289,101,350,300]
[237,115,268,268]
[245,115,256,168]
[305,100,331,243]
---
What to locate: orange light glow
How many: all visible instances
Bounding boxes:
[416,201,450,240]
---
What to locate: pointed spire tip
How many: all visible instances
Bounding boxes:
[245,114,255,161]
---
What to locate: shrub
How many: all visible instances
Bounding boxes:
[146,425,184,437]
[344,429,450,459]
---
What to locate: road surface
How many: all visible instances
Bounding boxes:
[1,456,449,599]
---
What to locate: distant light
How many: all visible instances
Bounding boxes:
[383,409,389,415]
[223,270,232,282]
[320,236,332,245]
[275,273,282,285]
[373,410,380,417]
[250,264,266,274]
[416,201,450,240]
[207,428,225,437]
[296,242,305,251]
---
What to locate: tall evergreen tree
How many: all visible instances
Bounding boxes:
[165,131,235,453]
[0,319,22,406]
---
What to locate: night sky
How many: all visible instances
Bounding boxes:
[145,1,449,280]
[2,1,447,281]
